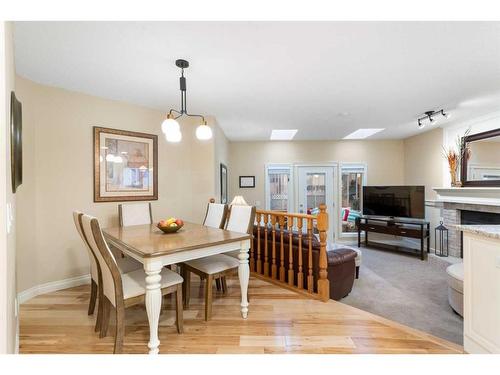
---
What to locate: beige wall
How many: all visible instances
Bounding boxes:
[403,127,444,250]
[0,21,17,354]
[403,127,444,200]
[213,121,230,203]
[15,77,216,293]
[229,140,405,208]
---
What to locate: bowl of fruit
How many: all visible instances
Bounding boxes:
[157,217,184,234]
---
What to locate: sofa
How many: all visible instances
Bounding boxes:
[252,226,357,300]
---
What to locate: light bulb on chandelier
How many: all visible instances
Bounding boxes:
[196,121,213,140]
[161,114,180,135]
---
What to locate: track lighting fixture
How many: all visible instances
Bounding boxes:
[162,59,212,142]
[417,109,450,129]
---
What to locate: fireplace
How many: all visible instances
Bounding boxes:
[459,210,500,258]
[432,187,500,258]
[460,210,500,225]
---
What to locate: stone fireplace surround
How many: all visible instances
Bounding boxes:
[431,188,500,258]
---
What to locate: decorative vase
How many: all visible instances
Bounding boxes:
[449,169,461,187]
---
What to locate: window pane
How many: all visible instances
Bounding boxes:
[341,171,363,233]
[306,173,326,214]
[269,170,289,211]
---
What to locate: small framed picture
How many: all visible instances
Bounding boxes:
[239,176,255,188]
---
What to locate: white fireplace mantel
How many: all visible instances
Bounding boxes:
[433,187,500,206]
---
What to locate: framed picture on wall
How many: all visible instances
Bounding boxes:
[239,175,255,188]
[94,126,158,202]
[220,163,228,204]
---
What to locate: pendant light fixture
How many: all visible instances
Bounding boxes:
[161,59,212,142]
[417,109,450,128]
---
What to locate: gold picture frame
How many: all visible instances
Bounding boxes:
[93,126,158,202]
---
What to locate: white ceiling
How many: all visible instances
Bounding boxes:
[13,21,500,141]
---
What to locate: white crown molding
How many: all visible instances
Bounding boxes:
[17,274,90,305]
[433,187,500,206]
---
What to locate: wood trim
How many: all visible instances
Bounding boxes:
[76,212,104,326]
[461,127,500,187]
[93,126,158,202]
[90,218,124,309]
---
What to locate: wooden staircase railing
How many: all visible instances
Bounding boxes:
[250,204,329,301]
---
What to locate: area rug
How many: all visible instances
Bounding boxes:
[340,244,463,345]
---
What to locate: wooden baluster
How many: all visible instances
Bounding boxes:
[271,215,277,279]
[264,214,269,277]
[279,216,286,282]
[297,218,304,289]
[288,215,294,286]
[317,204,329,302]
[256,212,262,274]
[307,217,314,293]
[250,219,255,272]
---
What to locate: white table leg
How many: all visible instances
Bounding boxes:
[144,259,163,354]
[238,240,250,319]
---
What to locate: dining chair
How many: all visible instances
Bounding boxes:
[182,205,256,321]
[81,214,184,353]
[72,211,143,332]
[203,198,228,229]
[116,202,153,258]
[118,202,153,227]
[202,199,229,291]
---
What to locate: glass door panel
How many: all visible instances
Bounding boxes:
[297,166,335,241]
[268,169,290,212]
[339,164,366,236]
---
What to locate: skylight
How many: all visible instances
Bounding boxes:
[270,129,298,140]
[343,128,385,139]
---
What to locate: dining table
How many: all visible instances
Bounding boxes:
[102,221,252,354]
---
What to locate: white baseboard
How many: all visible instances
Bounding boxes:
[17,274,91,304]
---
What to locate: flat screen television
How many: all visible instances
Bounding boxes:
[362,186,425,219]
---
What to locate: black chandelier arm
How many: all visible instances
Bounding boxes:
[167,59,206,124]
[168,108,206,123]
[169,109,182,116]
[185,113,206,123]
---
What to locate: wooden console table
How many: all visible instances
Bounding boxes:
[356,216,430,260]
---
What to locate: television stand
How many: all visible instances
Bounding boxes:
[356,216,430,260]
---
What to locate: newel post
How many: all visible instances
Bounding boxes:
[209,198,215,203]
[317,204,329,302]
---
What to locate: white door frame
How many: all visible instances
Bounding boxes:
[295,163,338,242]
[337,162,367,239]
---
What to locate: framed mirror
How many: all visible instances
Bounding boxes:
[10,92,22,193]
[461,128,500,187]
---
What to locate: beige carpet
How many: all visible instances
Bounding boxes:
[340,243,463,345]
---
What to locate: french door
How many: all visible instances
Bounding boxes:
[297,166,336,241]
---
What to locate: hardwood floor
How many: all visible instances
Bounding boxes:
[19,274,463,354]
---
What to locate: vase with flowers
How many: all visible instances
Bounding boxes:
[442,128,471,187]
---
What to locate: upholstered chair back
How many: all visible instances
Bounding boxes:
[225,205,256,234]
[82,214,123,307]
[203,202,228,229]
[119,202,152,227]
[73,211,99,284]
